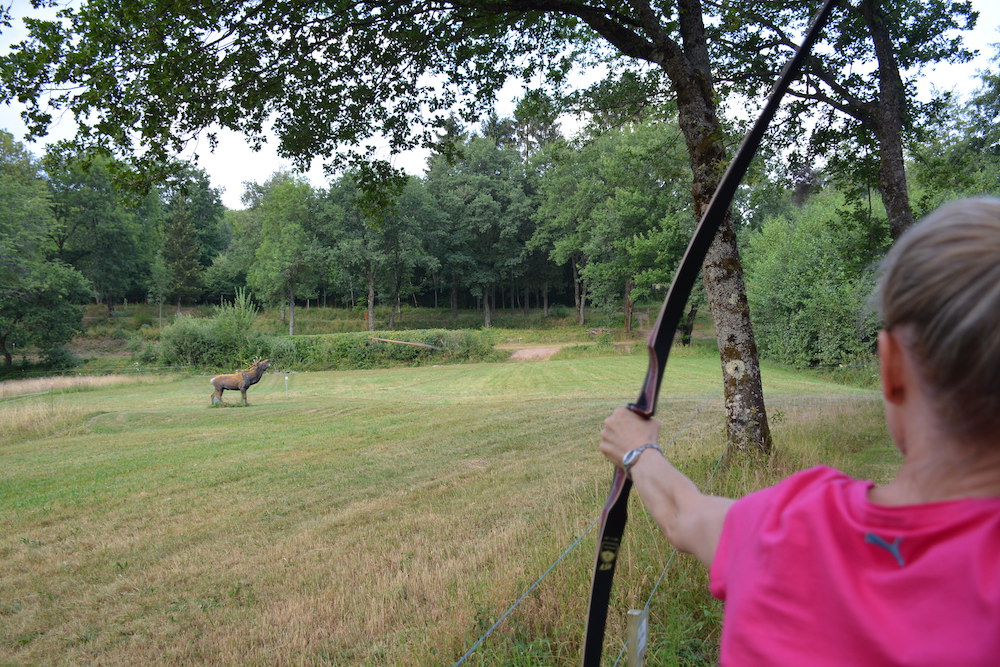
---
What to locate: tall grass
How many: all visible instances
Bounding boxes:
[0,351,888,665]
[0,374,160,399]
[0,401,89,443]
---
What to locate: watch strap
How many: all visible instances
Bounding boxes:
[623,443,661,477]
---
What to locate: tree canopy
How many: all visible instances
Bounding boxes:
[0,131,91,365]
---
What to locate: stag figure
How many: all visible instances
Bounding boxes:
[210,358,270,405]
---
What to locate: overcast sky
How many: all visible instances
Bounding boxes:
[2,1,998,209]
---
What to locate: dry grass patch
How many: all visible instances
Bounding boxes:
[0,401,90,443]
[0,355,889,665]
[0,374,160,399]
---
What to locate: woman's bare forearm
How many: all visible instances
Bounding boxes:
[600,407,733,567]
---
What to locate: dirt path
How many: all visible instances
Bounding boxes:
[506,346,563,361]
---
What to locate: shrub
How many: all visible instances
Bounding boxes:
[131,311,156,329]
[159,315,216,367]
[156,321,502,372]
[743,193,888,367]
[270,329,503,371]
[43,345,80,370]
[157,290,269,369]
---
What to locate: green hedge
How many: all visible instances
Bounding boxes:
[156,323,503,371]
[265,329,504,370]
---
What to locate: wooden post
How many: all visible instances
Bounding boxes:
[626,608,648,667]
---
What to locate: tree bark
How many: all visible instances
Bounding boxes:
[571,259,581,315]
[680,295,701,346]
[666,0,772,455]
[366,267,376,332]
[859,0,915,240]
[623,277,634,334]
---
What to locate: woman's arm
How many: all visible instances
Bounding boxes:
[600,407,733,568]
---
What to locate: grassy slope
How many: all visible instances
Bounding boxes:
[0,352,891,665]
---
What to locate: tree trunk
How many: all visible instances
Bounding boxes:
[483,287,493,328]
[668,0,772,457]
[860,0,915,240]
[623,278,634,334]
[570,259,580,311]
[288,287,295,336]
[543,282,550,317]
[367,268,376,332]
[680,296,701,346]
[578,281,587,326]
[450,282,458,318]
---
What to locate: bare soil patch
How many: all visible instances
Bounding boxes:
[508,346,563,361]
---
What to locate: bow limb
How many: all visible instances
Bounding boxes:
[581,1,840,663]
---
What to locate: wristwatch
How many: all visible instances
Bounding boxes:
[622,443,662,478]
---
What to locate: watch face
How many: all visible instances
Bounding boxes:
[623,449,639,467]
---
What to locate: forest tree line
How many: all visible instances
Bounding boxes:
[2,52,998,369]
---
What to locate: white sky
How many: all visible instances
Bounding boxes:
[1,1,998,209]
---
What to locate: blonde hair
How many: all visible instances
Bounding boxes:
[876,198,1000,438]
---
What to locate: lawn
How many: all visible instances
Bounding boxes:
[1,351,890,665]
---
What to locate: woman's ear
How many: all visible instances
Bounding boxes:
[879,329,906,405]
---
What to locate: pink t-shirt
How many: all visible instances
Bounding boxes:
[710,466,1000,666]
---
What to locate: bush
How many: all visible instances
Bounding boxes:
[156,320,502,372]
[157,290,270,369]
[159,315,217,367]
[131,311,156,329]
[743,192,888,367]
[267,329,503,371]
[43,345,80,370]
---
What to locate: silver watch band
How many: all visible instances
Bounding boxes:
[623,443,662,477]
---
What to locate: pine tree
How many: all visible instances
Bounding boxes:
[161,198,203,312]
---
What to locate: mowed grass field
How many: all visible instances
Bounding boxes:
[1,351,892,665]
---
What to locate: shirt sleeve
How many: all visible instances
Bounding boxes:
[709,466,844,601]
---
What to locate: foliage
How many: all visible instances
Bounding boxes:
[43,151,157,309]
[713,0,978,237]
[425,134,535,327]
[159,289,269,368]
[0,132,92,365]
[157,317,501,370]
[266,329,503,370]
[0,0,584,184]
[212,288,261,365]
[157,315,217,367]
[533,119,693,322]
[0,131,52,293]
[161,196,204,307]
[909,47,1000,213]
[162,165,227,266]
[743,191,890,366]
